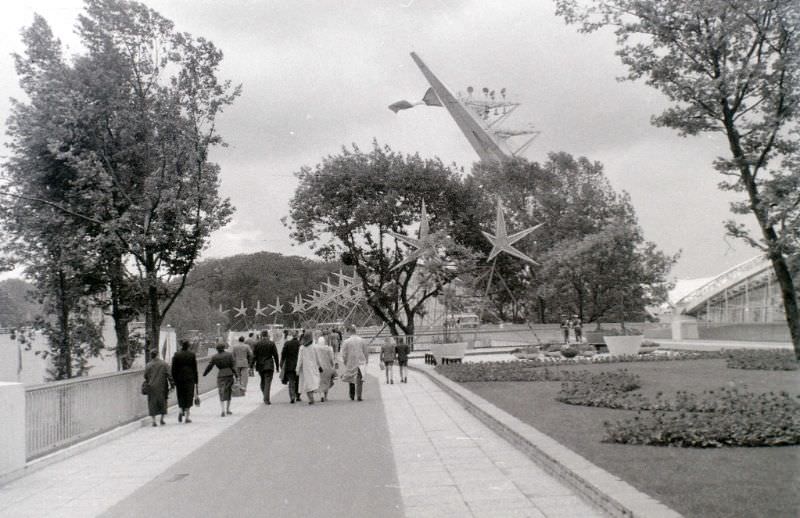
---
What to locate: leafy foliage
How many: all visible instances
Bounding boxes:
[555,0,800,357]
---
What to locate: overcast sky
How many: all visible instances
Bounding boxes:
[1,0,760,280]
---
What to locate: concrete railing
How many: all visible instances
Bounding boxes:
[25,357,214,461]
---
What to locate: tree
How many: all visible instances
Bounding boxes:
[555,0,800,357]
[470,153,674,323]
[285,142,479,337]
[3,0,239,366]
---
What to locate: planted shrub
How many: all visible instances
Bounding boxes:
[725,349,798,371]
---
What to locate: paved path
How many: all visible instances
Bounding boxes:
[0,359,604,518]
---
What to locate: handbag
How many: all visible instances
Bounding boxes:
[232,380,245,397]
[379,361,384,371]
[193,384,201,406]
[140,380,149,395]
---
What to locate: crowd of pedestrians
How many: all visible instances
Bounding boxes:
[142,324,403,425]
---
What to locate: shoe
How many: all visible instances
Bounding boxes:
[357,398,363,401]
[221,411,226,417]
[227,410,233,415]
[152,422,157,427]
[265,401,271,405]
[290,399,295,404]
[178,412,183,423]
[390,379,394,384]
[160,419,166,425]
[185,418,192,423]
[308,401,314,405]
[321,396,326,402]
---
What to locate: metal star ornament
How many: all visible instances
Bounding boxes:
[267,296,283,315]
[290,294,306,314]
[233,301,248,318]
[385,200,440,270]
[254,300,268,318]
[481,200,543,264]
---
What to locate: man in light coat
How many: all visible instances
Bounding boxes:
[340,325,369,401]
[231,336,253,389]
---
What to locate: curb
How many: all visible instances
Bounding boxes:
[0,388,219,488]
[411,364,683,518]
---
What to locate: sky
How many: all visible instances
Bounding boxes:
[0,0,761,281]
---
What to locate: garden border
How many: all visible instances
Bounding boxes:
[410,363,683,518]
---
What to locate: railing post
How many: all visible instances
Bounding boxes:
[0,382,25,477]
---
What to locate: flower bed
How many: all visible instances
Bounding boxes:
[725,349,798,371]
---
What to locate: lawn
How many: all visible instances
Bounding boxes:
[457,359,800,518]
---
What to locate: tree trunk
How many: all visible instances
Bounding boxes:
[57,269,72,379]
[108,256,132,370]
[144,250,161,363]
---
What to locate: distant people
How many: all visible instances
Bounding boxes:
[340,325,369,401]
[330,327,342,353]
[232,336,253,390]
[395,338,410,384]
[560,314,571,344]
[380,336,396,384]
[571,315,583,343]
[280,331,301,403]
[314,334,336,402]
[252,330,280,405]
[171,340,198,424]
[144,350,173,427]
[296,332,321,405]
[203,342,238,417]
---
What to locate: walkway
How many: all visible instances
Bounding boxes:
[0,360,603,518]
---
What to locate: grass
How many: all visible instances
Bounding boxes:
[460,359,800,518]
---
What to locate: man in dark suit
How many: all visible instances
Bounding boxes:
[280,331,301,403]
[251,330,280,405]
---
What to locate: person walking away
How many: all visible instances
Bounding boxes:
[395,338,410,383]
[280,331,301,403]
[340,325,369,401]
[203,342,239,417]
[231,336,253,390]
[314,335,336,402]
[144,350,173,427]
[560,314,571,344]
[252,330,280,405]
[380,336,396,384]
[296,334,320,404]
[571,315,583,343]
[171,340,198,423]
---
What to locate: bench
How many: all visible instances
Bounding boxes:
[426,342,467,365]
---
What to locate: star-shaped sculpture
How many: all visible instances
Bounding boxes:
[290,294,306,314]
[254,300,268,318]
[233,301,248,318]
[385,200,441,270]
[218,304,230,315]
[267,296,283,315]
[481,200,543,264]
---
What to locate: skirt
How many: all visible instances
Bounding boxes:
[217,376,234,401]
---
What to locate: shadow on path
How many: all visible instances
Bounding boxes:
[102,375,403,518]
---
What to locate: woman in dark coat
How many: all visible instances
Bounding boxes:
[144,350,173,427]
[171,340,198,424]
[203,341,238,417]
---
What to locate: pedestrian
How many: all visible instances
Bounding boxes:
[171,340,198,424]
[395,338,410,383]
[203,341,239,417]
[314,334,336,402]
[144,349,173,427]
[231,335,253,390]
[380,336,396,384]
[560,314,571,344]
[252,330,280,405]
[340,325,369,401]
[571,314,583,343]
[296,332,321,405]
[280,331,301,403]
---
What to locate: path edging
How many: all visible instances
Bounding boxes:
[411,364,683,518]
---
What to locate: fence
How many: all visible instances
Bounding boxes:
[25,357,215,461]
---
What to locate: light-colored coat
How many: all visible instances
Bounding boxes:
[314,343,336,393]
[340,334,369,384]
[296,343,320,393]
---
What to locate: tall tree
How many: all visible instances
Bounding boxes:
[555,0,800,357]
[3,0,239,366]
[286,142,479,337]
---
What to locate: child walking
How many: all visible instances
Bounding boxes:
[380,336,396,384]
